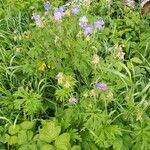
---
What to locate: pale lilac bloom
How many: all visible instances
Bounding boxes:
[43,1,51,11]
[83,24,93,35]
[32,14,42,26]
[55,6,65,16]
[79,16,88,27]
[72,5,80,15]
[54,6,65,20]
[94,19,105,29]
[54,11,62,20]
[59,6,65,13]
[32,14,40,23]
[69,98,78,104]
[96,82,108,91]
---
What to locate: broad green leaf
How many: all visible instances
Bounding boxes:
[20,121,34,130]
[5,134,17,145]
[39,121,61,143]
[71,145,81,150]
[18,130,33,145]
[41,144,55,150]
[113,137,123,150]
[8,125,20,135]
[55,133,71,150]
[19,143,37,150]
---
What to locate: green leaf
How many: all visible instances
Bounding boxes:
[113,137,123,150]
[18,130,33,145]
[5,134,17,145]
[55,133,71,150]
[41,144,55,150]
[39,121,61,143]
[19,143,37,150]
[8,125,20,135]
[20,121,34,130]
[131,57,143,64]
[71,145,81,150]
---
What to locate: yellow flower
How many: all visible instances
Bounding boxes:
[85,35,90,41]
[38,63,46,71]
[65,9,71,16]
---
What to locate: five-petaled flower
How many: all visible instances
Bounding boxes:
[94,19,105,29]
[43,1,51,11]
[32,13,40,23]
[96,82,108,91]
[32,13,43,27]
[83,24,93,35]
[79,16,88,27]
[54,6,65,20]
[69,98,78,104]
[72,5,80,15]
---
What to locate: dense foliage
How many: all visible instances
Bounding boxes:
[0,0,150,149]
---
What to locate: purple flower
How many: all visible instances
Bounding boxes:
[72,5,80,15]
[32,14,40,23]
[43,1,51,11]
[69,98,78,104]
[59,6,65,13]
[96,82,108,91]
[79,16,88,27]
[54,6,65,20]
[55,6,65,16]
[54,11,63,20]
[83,24,93,35]
[94,19,105,29]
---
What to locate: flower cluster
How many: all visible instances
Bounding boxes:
[68,82,108,104]
[32,2,81,23]
[32,1,105,35]
[32,1,108,104]
[79,16,105,35]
